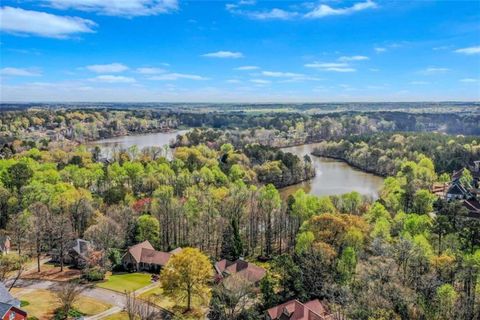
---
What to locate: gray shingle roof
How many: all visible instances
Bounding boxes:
[0,302,13,318]
[0,283,20,307]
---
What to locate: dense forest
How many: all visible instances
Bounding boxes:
[0,107,479,320]
[1,107,479,147]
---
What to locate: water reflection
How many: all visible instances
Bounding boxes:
[280,143,384,199]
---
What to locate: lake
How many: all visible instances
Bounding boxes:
[280,143,384,199]
[90,130,188,159]
[91,132,383,198]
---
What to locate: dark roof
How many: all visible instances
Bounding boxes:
[140,248,172,266]
[215,259,266,283]
[69,239,91,258]
[266,299,333,320]
[124,240,182,266]
[125,240,155,263]
[447,182,470,196]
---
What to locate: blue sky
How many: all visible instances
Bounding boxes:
[1,0,479,102]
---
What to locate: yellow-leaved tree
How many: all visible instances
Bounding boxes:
[161,247,212,311]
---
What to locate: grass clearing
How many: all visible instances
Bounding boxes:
[97,272,152,292]
[12,289,111,320]
[139,286,209,319]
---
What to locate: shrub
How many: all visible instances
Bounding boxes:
[82,267,106,282]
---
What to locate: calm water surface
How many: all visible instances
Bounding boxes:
[90,130,188,159]
[280,143,384,199]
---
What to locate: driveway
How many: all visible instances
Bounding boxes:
[10,278,172,319]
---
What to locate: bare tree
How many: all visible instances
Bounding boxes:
[52,213,75,272]
[124,291,167,320]
[55,281,83,315]
[125,291,140,320]
[27,202,50,272]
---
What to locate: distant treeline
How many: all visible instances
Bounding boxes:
[0,108,479,146]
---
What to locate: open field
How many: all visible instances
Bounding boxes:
[96,272,152,292]
[11,288,111,320]
[139,286,209,319]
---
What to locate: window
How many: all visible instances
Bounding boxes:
[9,311,16,320]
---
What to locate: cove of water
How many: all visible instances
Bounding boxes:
[280,143,384,199]
[91,132,383,198]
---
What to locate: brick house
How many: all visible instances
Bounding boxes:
[214,259,266,285]
[122,240,181,272]
[266,299,335,320]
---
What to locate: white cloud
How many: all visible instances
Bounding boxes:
[339,55,369,61]
[250,79,271,84]
[86,63,128,73]
[305,0,377,19]
[460,78,478,83]
[148,73,209,80]
[262,71,304,78]
[235,66,259,70]
[46,0,178,17]
[89,75,136,83]
[136,67,166,74]
[305,62,356,72]
[454,46,480,55]
[202,51,243,58]
[0,6,96,38]
[226,79,241,83]
[374,47,386,53]
[247,8,298,20]
[260,71,321,82]
[420,67,449,75]
[1,67,41,77]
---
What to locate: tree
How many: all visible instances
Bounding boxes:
[435,284,458,320]
[5,162,33,191]
[220,220,243,261]
[52,213,75,272]
[412,189,435,215]
[135,214,160,245]
[84,215,124,251]
[27,202,50,272]
[257,184,281,257]
[55,281,83,316]
[208,274,257,320]
[337,246,357,283]
[161,247,212,311]
[272,254,305,301]
[0,254,26,283]
[260,273,278,309]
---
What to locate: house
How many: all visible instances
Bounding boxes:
[122,240,181,272]
[0,283,26,320]
[445,169,471,200]
[214,259,266,285]
[0,303,27,320]
[0,236,10,255]
[266,299,334,320]
[51,239,95,268]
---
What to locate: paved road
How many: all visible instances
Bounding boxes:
[10,279,171,319]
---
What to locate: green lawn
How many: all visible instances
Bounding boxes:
[97,272,152,292]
